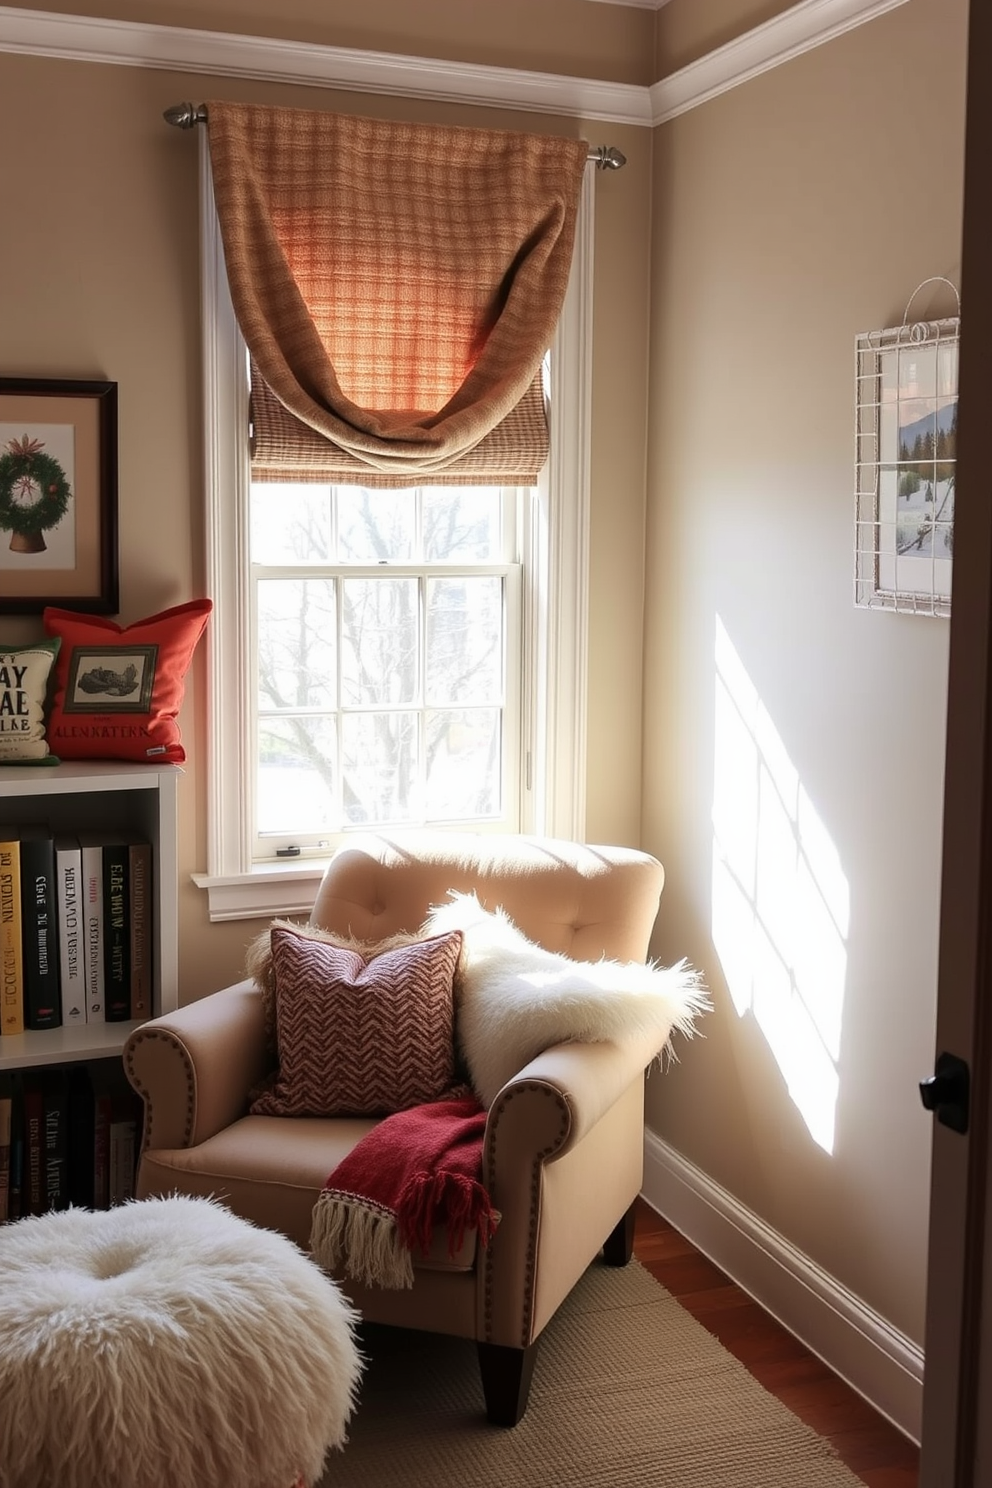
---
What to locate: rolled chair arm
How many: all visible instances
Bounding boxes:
[483,1021,666,1173]
[478,1026,663,1345]
[124,980,270,1151]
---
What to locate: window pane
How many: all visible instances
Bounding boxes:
[423,486,501,561]
[251,484,332,563]
[342,577,418,706]
[426,708,501,820]
[257,716,338,834]
[342,712,418,823]
[426,576,502,706]
[257,579,336,711]
[338,486,414,563]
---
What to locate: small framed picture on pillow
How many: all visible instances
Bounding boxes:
[63,644,157,714]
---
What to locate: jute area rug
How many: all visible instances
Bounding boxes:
[317,1259,866,1488]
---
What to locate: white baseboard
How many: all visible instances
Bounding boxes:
[642,1129,924,1443]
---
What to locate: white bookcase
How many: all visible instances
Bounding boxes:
[0,762,178,1073]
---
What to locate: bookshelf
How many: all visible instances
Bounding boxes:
[0,762,178,1073]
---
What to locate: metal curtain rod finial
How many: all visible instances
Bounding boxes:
[162,102,626,168]
[163,102,207,128]
[589,144,626,171]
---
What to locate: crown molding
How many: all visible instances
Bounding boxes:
[0,6,651,125]
[586,1,672,9]
[651,0,911,124]
[0,0,911,131]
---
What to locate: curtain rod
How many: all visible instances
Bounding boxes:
[162,102,627,170]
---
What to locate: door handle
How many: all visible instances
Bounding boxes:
[919,1052,970,1134]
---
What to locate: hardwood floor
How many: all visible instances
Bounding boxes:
[632,1199,920,1488]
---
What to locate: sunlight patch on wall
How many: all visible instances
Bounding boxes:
[711,617,849,1153]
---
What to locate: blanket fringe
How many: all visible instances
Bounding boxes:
[310,1192,414,1290]
[398,1169,500,1259]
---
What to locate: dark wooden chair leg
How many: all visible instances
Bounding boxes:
[602,1200,637,1266]
[477,1340,540,1426]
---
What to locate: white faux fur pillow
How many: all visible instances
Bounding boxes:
[422,891,708,1108]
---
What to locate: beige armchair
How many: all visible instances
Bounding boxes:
[124,833,668,1425]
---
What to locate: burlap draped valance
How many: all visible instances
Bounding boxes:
[205,102,589,487]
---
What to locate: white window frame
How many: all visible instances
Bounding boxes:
[250,550,523,855]
[194,131,594,920]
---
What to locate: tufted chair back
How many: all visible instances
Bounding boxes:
[311,831,663,964]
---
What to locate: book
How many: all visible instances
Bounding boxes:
[109,1111,138,1206]
[92,1077,113,1209]
[76,831,106,1024]
[55,833,86,1027]
[0,834,23,1036]
[22,1075,45,1216]
[42,1067,69,1213]
[18,823,60,1031]
[128,840,152,1019]
[94,1071,143,1207]
[0,1076,12,1223]
[102,839,131,1022]
[7,1077,23,1221]
[66,1065,96,1210]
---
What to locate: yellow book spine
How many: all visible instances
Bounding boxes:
[0,841,24,1036]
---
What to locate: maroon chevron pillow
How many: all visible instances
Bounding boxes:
[249,925,463,1117]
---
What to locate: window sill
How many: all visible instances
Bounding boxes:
[192,861,331,922]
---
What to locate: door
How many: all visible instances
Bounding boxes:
[920,2,992,1482]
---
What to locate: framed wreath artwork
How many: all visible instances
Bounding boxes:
[0,377,118,614]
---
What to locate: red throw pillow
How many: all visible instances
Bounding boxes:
[250,926,463,1117]
[42,599,211,764]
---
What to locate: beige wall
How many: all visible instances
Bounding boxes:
[642,0,966,1341]
[0,10,652,1001]
[655,0,796,77]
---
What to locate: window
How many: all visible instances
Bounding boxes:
[195,133,594,921]
[249,478,522,855]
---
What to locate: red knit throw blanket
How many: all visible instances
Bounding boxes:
[309,1095,499,1290]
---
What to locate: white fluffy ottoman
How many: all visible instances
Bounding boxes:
[0,1195,362,1488]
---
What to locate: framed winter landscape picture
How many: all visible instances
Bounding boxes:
[0,377,118,615]
[854,292,959,617]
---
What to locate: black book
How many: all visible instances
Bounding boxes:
[7,1075,24,1221]
[128,841,153,1020]
[102,839,132,1022]
[42,1068,69,1213]
[67,1065,96,1210]
[22,1074,45,1216]
[18,823,60,1031]
[0,1073,12,1223]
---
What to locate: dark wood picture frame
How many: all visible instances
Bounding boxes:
[0,377,119,615]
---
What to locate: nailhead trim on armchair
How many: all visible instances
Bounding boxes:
[482,1081,570,1346]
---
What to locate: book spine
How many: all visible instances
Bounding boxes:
[0,840,23,1036]
[92,1089,112,1209]
[8,1080,23,1221]
[67,1066,96,1210]
[80,841,105,1024]
[20,830,60,1031]
[55,840,86,1027]
[0,1086,11,1223]
[109,1116,137,1207]
[103,843,130,1022]
[23,1079,45,1216]
[128,842,152,1020]
[43,1073,68,1212]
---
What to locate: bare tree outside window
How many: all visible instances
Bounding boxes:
[249,483,515,851]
